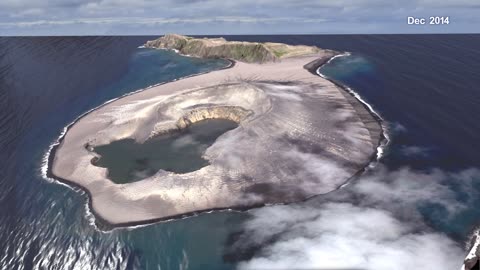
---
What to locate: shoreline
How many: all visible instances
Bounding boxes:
[42,53,238,230]
[464,230,480,270]
[41,52,235,182]
[303,52,388,193]
[314,52,390,179]
[43,49,385,230]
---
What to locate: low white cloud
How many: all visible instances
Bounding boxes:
[401,145,431,156]
[0,16,326,28]
[390,122,407,133]
[282,148,351,194]
[231,167,480,270]
[238,203,464,270]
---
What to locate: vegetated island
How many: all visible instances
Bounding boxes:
[48,34,383,228]
[144,34,324,63]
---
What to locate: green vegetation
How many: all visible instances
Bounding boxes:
[272,49,288,58]
[174,38,187,49]
[145,34,321,63]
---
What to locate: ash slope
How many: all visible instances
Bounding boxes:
[50,53,382,226]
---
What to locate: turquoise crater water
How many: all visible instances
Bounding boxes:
[92,119,239,184]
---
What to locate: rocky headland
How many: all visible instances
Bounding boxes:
[144,34,333,63]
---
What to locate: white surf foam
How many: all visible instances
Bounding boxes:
[316,52,390,165]
[463,229,480,269]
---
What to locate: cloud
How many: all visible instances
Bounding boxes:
[0,16,327,28]
[227,166,480,270]
[0,0,91,9]
[390,122,407,133]
[0,0,479,35]
[238,203,464,270]
[280,147,352,194]
[401,145,431,156]
[418,0,480,8]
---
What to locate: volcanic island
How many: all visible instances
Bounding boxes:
[48,34,383,227]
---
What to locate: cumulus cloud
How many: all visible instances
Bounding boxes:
[0,16,326,28]
[227,166,480,270]
[238,203,464,270]
[281,147,352,194]
[0,0,479,35]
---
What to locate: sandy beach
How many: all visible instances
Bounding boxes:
[48,52,382,227]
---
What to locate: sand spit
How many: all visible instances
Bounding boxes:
[49,52,382,227]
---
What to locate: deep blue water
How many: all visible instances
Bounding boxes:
[0,35,479,269]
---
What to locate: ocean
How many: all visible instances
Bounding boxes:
[0,35,479,269]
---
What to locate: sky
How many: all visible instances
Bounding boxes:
[0,0,479,36]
